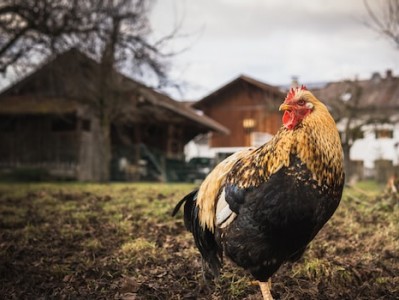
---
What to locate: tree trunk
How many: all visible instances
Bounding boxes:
[91,116,111,182]
[98,122,111,182]
[342,143,351,183]
[91,18,120,182]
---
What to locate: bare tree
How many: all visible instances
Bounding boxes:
[364,0,399,48]
[0,0,180,181]
[0,0,99,73]
[327,81,365,181]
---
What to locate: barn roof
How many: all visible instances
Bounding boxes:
[314,71,399,111]
[193,74,285,109]
[0,49,229,134]
[135,84,229,134]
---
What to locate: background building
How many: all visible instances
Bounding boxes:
[0,50,228,182]
[186,75,285,162]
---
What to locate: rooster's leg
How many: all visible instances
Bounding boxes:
[258,279,273,300]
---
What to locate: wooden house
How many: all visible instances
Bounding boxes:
[0,49,228,181]
[189,75,285,160]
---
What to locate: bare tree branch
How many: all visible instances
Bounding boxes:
[364,0,399,48]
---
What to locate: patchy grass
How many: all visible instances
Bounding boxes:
[0,182,398,299]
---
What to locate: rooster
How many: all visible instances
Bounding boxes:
[172,86,344,299]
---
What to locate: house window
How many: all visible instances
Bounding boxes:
[51,115,77,132]
[0,117,17,132]
[243,118,256,132]
[170,141,180,154]
[339,129,364,142]
[375,129,393,139]
[352,128,364,140]
[82,119,91,132]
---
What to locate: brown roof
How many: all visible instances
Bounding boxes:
[194,74,285,108]
[0,49,228,134]
[134,84,229,134]
[314,73,399,111]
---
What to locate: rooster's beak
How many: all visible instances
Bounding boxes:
[279,103,291,111]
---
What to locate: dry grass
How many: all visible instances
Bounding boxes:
[0,181,398,299]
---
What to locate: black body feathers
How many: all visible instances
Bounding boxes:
[173,155,343,282]
[222,155,343,281]
[173,190,222,276]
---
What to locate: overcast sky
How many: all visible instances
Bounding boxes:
[150,0,399,100]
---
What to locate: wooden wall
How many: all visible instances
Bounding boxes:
[201,82,282,148]
[0,114,81,178]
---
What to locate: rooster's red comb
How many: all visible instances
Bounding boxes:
[285,85,307,102]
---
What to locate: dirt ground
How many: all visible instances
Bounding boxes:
[0,182,398,299]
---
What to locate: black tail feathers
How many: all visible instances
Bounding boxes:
[171,194,191,216]
[172,189,198,232]
[172,189,222,277]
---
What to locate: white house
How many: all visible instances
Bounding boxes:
[315,70,399,181]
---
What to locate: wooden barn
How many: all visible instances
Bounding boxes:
[190,75,285,160]
[0,49,228,182]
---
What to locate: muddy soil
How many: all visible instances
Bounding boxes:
[0,184,398,299]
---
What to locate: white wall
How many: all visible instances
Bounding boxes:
[186,121,399,172]
[184,131,273,161]
[349,123,399,169]
[184,139,215,161]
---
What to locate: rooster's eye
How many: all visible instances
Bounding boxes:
[297,99,306,106]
